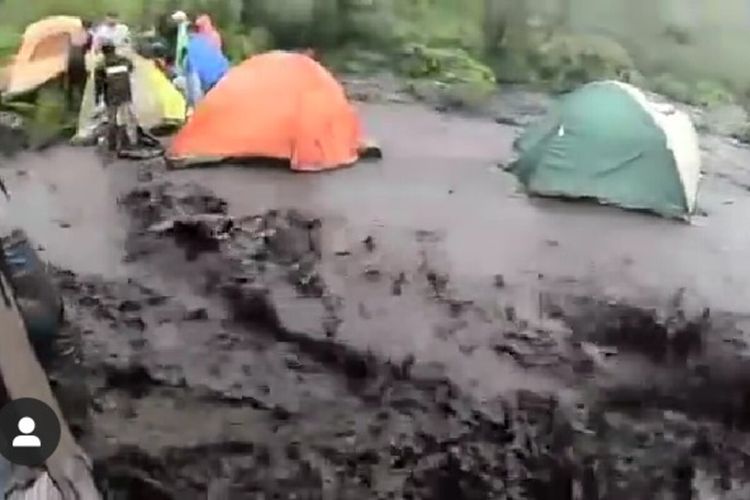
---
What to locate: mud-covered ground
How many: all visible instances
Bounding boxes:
[4,81,750,498]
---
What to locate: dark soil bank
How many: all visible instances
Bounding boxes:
[35,156,750,500]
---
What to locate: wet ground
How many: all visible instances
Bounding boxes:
[3,84,750,498]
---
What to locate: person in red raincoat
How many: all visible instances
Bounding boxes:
[194,14,222,50]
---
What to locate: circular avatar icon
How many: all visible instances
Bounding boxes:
[0,398,61,466]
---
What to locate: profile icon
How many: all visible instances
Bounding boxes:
[0,399,60,465]
[12,417,41,448]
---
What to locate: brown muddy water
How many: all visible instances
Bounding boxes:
[3,95,750,498]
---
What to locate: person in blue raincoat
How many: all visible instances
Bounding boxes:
[184,23,230,100]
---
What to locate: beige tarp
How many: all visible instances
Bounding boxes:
[2,16,84,97]
[75,48,186,140]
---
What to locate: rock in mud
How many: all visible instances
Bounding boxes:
[493,274,506,288]
[183,307,208,321]
[391,271,407,296]
[0,111,28,157]
[362,235,376,252]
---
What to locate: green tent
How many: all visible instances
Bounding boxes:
[509,81,701,219]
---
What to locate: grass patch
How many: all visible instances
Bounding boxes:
[396,43,496,110]
[649,73,735,107]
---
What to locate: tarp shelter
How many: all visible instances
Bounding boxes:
[2,16,85,97]
[74,49,186,141]
[509,80,701,219]
[168,51,366,171]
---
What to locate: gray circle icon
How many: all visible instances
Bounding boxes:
[0,398,61,466]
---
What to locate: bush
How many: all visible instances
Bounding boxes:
[649,73,692,103]
[396,44,495,85]
[224,26,275,63]
[396,43,496,109]
[691,80,735,107]
[23,85,75,147]
[346,4,400,50]
[241,0,318,49]
[650,73,735,107]
[324,47,390,74]
[1,83,76,147]
[391,2,484,54]
[0,0,741,118]
[528,32,638,92]
[0,26,21,63]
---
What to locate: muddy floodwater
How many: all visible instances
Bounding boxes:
[4,89,750,498]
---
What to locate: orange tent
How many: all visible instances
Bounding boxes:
[168,51,366,171]
[2,16,85,97]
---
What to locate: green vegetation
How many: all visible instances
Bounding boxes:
[395,44,496,109]
[2,84,77,147]
[650,73,735,108]
[25,86,76,146]
[0,26,21,63]
[0,0,747,120]
[223,26,274,62]
[493,31,641,93]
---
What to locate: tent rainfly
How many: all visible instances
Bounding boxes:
[509,80,701,219]
[73,49,186,142]
[167,50,370,171]
[2,16,85,97]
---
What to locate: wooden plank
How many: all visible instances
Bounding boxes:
[0,272,100,499]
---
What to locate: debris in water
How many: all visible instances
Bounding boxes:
[363,235,376,252]
[331,226,351,256]
[426,271,449,297]
[363,267,381,282]
[391,272,407,295]
[184,308,208,321]
[493,274,505,288]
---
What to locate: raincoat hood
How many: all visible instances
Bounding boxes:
[195,14,221,49]
[195,15,214,30]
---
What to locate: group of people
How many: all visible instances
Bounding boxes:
[65,13,128,110]
[73,10,229,153]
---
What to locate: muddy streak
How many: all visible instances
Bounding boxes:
[5,84,750,497]
[50,160,750,498]
[171,99,750,316]
[0,148,132,279]
[54,266,552,498]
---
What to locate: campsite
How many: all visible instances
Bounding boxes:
[3,2,750,499]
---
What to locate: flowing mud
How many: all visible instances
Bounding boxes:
[40,161,750,499]
[5,84,750,498]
